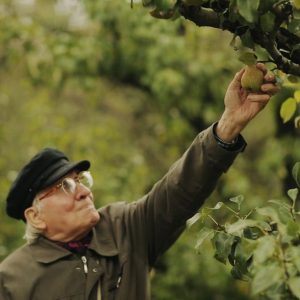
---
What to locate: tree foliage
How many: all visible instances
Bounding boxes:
[190,163,300,299]
[142,0,300,137]
[143,0,300,76]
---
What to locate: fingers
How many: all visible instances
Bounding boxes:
[264,72,276,83]
[230,65,280,101]
[234,68,245,81]
[261,83,280,95]
[256,63,268,75]
[247,93,271,110]
[247,93,270,103]
[256,64,277,86]
[229,68,244,86]
[261,71,280,95]
[246,63,280,96]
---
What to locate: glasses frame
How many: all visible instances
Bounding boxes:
[38,171,93,201]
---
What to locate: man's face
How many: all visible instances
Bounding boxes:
[36,171,100,242]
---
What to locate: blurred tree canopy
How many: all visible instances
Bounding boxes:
[0,0,300,299]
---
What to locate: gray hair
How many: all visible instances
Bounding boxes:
[23,197,44,244]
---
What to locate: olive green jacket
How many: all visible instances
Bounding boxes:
[0,125,244,300]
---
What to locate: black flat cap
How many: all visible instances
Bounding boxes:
[6,148,90,221]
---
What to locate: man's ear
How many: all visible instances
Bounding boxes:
[24,206,46,230]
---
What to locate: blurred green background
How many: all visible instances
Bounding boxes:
[0,0,300,299]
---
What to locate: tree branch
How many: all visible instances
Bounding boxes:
[178,3,300,76]
[179,5,221,29]
[260,36,300,76]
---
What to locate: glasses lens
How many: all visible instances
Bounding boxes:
[79,171,93,188]
[62,178,77,195]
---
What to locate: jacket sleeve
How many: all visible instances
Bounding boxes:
[128,124,245,266]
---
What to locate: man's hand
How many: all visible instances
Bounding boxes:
[216,63,280,142]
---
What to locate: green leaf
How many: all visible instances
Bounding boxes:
[229,195,244,210]
[170,9,181,21]
[292,162,300,187]
[260,12,276,32]
[287,75,299,83]
[238,50,257,65]
[240,31,256,49]
[243,227,263,240]
[287,188,299,205]
[237,0,260,23]
[280,97,297,123]
[231,264,250,281]
[258,284,288,300]
[268,199,291,211]
[258,0,278,13]
[295,116,300,128]
[195,228,214,252]
[151,0,173,9]
[226,219,255,235]
[253,235,276,265]
[211,202,224,210]
[295,91,300,103]
[199,207,211,222]
[288,277,300,299]
[230,35,238,50]
[289,247,300,273]
[237,238,257,260]
[233,238,257,276]
[256,206,280,223]
[197,202,223,222]
[212,232,236,264]
[225,219,270,235]
[287,261,298,278]
[228,236,240,266]
[278,206,293,225]
[186,212,200,229]
[251,263,284,295]
[287,220,300,237]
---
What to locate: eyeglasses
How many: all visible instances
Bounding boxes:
[38,171,93,201]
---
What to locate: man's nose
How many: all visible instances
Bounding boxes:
[75,183,92,201]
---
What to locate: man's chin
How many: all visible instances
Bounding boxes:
[89,210,100,225]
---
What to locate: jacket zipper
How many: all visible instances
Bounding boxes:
[81,256,88,274]
[116,275,122,289]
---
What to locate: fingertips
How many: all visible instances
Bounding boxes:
[263,73,276,83]
[256,63,267,74]
[261,83,280,95]
[235,69,245,81]
[230,69,245,88]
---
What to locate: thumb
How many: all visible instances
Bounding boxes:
[229,69,245,89]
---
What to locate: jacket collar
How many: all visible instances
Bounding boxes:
[30,212,119,264]
[89,214,119,257]
[29,237,72,263]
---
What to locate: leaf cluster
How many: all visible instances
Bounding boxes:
[190,162,300,299]
[280,90,300,126]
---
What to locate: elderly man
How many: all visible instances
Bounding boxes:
[0,65,278,300]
